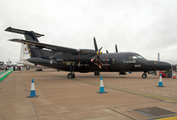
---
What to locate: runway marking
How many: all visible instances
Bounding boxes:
[155,116,177,120]
[154,116,177,120]
[72,79,177,103]
[147,115,177,120]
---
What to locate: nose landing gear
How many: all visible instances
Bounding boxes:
[67,72,75,79]
[142,72,147,78]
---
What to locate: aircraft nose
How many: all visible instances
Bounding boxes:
[147,61,171,70]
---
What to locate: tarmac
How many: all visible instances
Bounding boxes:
[0,69,177,120]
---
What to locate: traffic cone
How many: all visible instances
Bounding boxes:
[157,73,164,87]
[173,70,176,79]
[27,79,39,98]
[97,76,108,93]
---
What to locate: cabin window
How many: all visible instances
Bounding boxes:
[132,56,137,59]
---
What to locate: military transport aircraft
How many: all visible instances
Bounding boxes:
[5,27,171,79]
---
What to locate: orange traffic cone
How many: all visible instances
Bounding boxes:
[173,71,176,79]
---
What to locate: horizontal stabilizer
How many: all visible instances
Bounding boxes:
[5,27,44,37]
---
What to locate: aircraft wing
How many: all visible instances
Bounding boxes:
[9,39,78,53]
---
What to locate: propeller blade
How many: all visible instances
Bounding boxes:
[94,37,98,51]
[97,56,100,60]
[115,44,118,53]
[99,47,103,51]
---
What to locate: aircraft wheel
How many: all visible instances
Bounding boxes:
[67,73,75,79]
[142,73,147,78]
[94,72,100,76]
[72,74,75,78]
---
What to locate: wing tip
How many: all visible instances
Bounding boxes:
[8,38,22,42]
[5,26,12,31]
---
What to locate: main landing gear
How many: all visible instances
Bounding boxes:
[94,72,100,76]
[142,72,147,78]
[67,62,77,79]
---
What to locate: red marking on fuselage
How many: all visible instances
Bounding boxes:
[105,53,109,71]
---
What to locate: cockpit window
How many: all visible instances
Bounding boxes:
[136,55,144,59]
[129,55,145,59]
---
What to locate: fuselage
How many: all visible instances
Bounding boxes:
[6,26,172,78]
[27,52,171,73]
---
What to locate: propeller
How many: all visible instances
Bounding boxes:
[92,37,103,69]
[115,44,118,53]
[93,37,102,59]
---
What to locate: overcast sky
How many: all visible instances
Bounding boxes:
[1,0,177,64]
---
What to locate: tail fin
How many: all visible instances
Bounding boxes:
[5,27,45,58]
[20,43,30,60]
[19,43,31,64]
